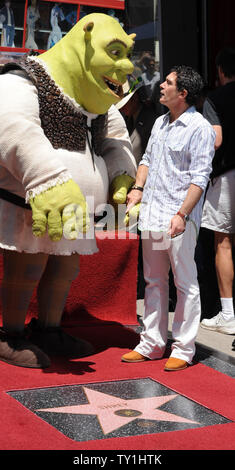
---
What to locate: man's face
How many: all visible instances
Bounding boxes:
[160,72,182,108]
[148,60,155,71]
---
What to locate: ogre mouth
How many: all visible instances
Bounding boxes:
[103,76,123,98]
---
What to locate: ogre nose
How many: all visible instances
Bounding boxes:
[117,58,134,75]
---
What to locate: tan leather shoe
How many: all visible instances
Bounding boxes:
[0,328,51,369]
[164,357,188,371]
[121,350,148,363]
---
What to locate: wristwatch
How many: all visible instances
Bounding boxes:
[131,184,144,192]
[176,211,189,222]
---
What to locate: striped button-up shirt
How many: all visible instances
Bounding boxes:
[138,106,216,233]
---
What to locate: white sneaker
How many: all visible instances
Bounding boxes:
[200,312,235,334]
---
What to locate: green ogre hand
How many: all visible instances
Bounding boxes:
[110,174,135,204]
[29,179,89,241]
[124,202,140,226]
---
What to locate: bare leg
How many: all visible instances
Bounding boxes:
[214,231,234,298]
[201,232,235,332]
[37,253,79,327]
[2,250,48,333]
[29,254,94,357]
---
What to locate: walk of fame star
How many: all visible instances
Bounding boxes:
[7,378,231,442]
[37,387,198,434]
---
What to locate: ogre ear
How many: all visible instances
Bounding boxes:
[129,33,136,41]
[83,22,94,41]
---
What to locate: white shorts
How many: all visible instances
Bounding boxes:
[201,169,235,234]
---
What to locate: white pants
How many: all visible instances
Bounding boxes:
[135,222,201,363]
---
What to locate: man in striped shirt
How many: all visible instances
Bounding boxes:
[122,65,216,371]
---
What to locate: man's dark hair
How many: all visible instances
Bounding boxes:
[170,65,204,106]
[215,48,235,78]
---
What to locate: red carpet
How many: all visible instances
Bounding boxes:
[64,232,139,325]
[0,232,234,452]
[0,231,139,326]
[0,323,234,451]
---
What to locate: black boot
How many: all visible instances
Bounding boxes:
[28,318,95,358]
[0,327,51,368]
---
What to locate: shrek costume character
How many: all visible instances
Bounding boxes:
[0,13,137,368]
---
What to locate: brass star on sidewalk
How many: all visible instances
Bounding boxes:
[37,387,199,434]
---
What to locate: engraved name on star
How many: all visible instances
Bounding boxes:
[36,387,199,434]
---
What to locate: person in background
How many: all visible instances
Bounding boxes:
[25,0,40,50]
[141,55,160,100]
[200,48,235,338]
[117,79,161,299]
[0,0,15,47]
[116,78,159,166]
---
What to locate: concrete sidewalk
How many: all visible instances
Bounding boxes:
[137,299,235,360]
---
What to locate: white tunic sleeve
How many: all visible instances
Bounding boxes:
[0,73,71,199]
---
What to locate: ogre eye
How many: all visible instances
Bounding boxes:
[110,49,121,57]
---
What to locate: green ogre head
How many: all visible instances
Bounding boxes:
[39,13,136,114]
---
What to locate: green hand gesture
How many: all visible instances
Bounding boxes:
[29,179,89,241]
[110,174,135,204]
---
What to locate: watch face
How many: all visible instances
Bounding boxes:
[185,215,189,221]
